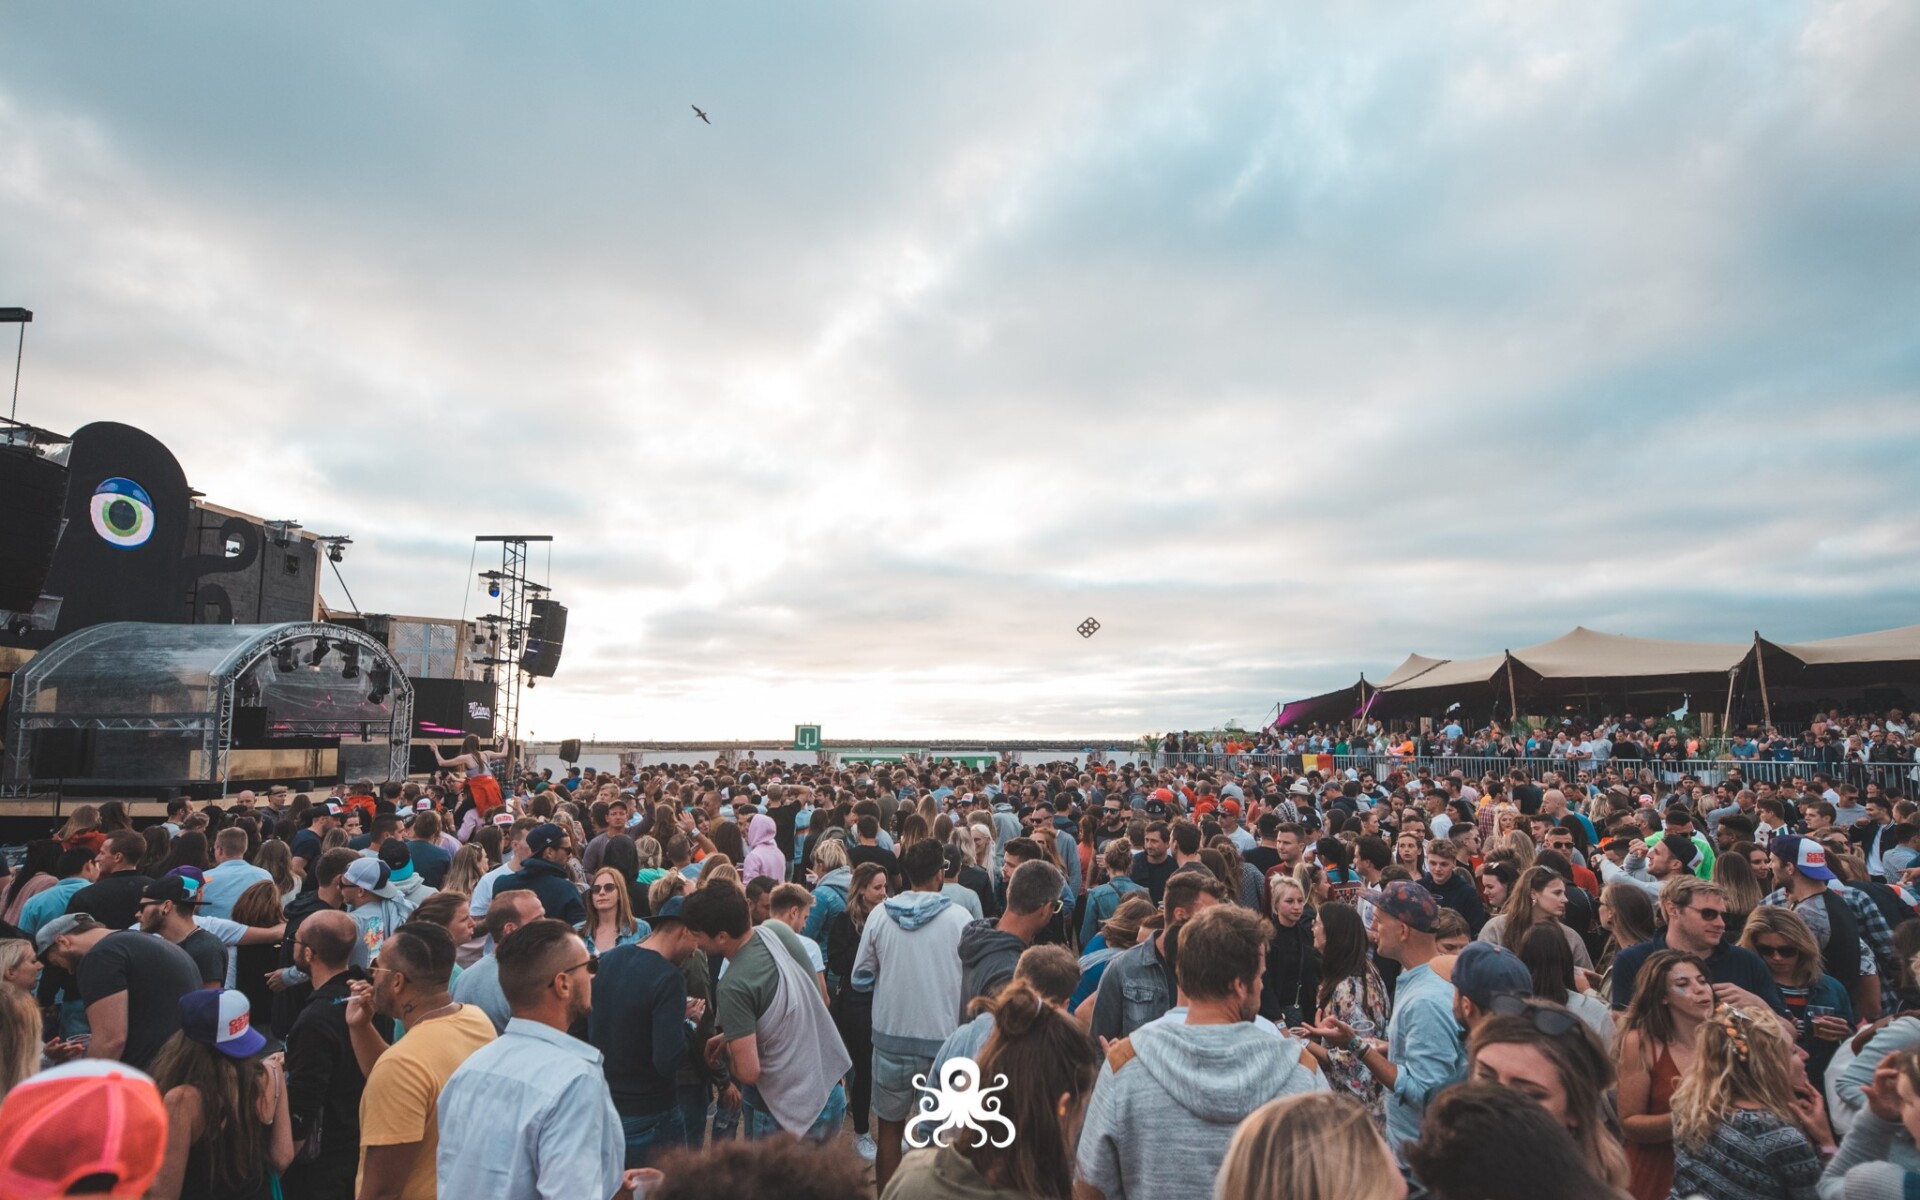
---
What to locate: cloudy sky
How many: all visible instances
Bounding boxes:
[4,1,1917,741]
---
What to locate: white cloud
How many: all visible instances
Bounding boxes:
[0,0,1915,739]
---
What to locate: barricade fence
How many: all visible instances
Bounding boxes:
[1148,751,1920,793]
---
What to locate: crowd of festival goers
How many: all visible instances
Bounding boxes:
[4,713,1920,1199]
[1171,707,1920,775]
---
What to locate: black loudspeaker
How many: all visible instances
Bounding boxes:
[29,728,91,778]
[232,706,269,743]
[0,446,71,612]
[559,738,581,763]
[520,599,567,678]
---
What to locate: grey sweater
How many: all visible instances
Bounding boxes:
[1818,1111,1920,1200]
[1075,1019,1327,1200]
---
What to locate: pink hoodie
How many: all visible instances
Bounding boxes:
[742,813,788,886]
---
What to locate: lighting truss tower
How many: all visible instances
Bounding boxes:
[474,535,552,756]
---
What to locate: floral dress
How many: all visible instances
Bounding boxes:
[1321,964,1392,1122]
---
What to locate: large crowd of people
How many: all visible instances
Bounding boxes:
[1168,707,1920,783]
[3,713,1920,1199]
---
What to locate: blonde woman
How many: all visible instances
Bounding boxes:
[1214,1092,1402,1200]
[1669,1004,1826,1200]
[698,856,742,894]
[578,866,648,956]
[1499,828,1536,869]
[0,985,39,1097]
[443,844,488,900]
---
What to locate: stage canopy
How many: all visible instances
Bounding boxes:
[3,621,413,795]
[1276,623,1920,726]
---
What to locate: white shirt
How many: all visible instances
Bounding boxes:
[436,1018,624,1200]
[470,857,518,920]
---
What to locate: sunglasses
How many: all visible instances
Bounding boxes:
[1754,942,1797,959]
[1685,907,1728,923]
[1489,992,1581,1035]
[562,958,599,978]
[590,883,621,894]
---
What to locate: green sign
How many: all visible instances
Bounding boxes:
[794,725,822,752]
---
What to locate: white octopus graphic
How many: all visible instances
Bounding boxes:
[903,1057,1016,1149]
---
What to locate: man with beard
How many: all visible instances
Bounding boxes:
[436,919,626,1200]
[348,923,495,1200]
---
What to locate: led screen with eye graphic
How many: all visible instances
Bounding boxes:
[89,477,157,549]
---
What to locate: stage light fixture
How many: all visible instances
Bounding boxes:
[307,639,331,667]
[340,644,361,680]
[367,664,392,705]
[273,644,299,673]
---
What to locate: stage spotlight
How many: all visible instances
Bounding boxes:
[341,644,361,680]
[367,664,392,705]
[307,639,331,667]
[273,644,299,673]
[489,581,500,598]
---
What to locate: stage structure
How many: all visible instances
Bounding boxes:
[2,622,412,799]
[474,535,555,750]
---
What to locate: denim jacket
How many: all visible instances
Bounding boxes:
[1089,933,1171,1043]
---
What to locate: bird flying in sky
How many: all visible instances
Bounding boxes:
[692,105,710,124]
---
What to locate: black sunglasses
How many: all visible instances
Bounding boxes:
[1489,993,1581,1035]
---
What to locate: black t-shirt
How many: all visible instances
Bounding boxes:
[1130,852,1178,905]
[177,928,229,986]
[1512,784,1544,816]
[76,931,204,1071]
[66,871,155,933]
[1243,845,1282,876]
[848,844,901,886]
[767,802,801,869]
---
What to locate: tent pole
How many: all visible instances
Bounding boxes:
[1721,666,1738,741]
[1505,651,1519,723]
[1753,631,1772,730]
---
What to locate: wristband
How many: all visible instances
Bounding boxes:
[1346,1036,1367,1055]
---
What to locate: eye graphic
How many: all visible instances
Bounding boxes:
[90,477,156,548]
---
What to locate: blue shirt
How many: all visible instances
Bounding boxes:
[1383,962,1467,1160]
[19,878,88,936]
[437,1018,624,1200]
[200,860,274,920]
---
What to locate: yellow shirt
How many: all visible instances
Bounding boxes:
[357,1003,497,1200]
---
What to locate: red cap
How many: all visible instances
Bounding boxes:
[0,1060,169,1198]
[1219,799,1241,816]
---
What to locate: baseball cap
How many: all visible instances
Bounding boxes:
[0,1060,169,1198]
[1219,799,1241,817]
[1152,787,1174,803]
[1770,834,1836,882]
[34,912,91,954]
[527,823,568,855]
[1288,780,1312,796]
[180,988,267,1059]
[1450,941,1533,1010]
[491,810,516,827]
[141,874,203,908]
[342,857,400,900]
[651,895,687,926]
[1659,833,1700,870]
[415,798,434,813]
[1143,799,1169,819]
[377,839,417,881]
[1358,880,1440,933]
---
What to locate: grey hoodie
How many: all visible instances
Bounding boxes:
[1076,1020,1327,1200]
[956,918,1028,1024]
[852,891,972,1057]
